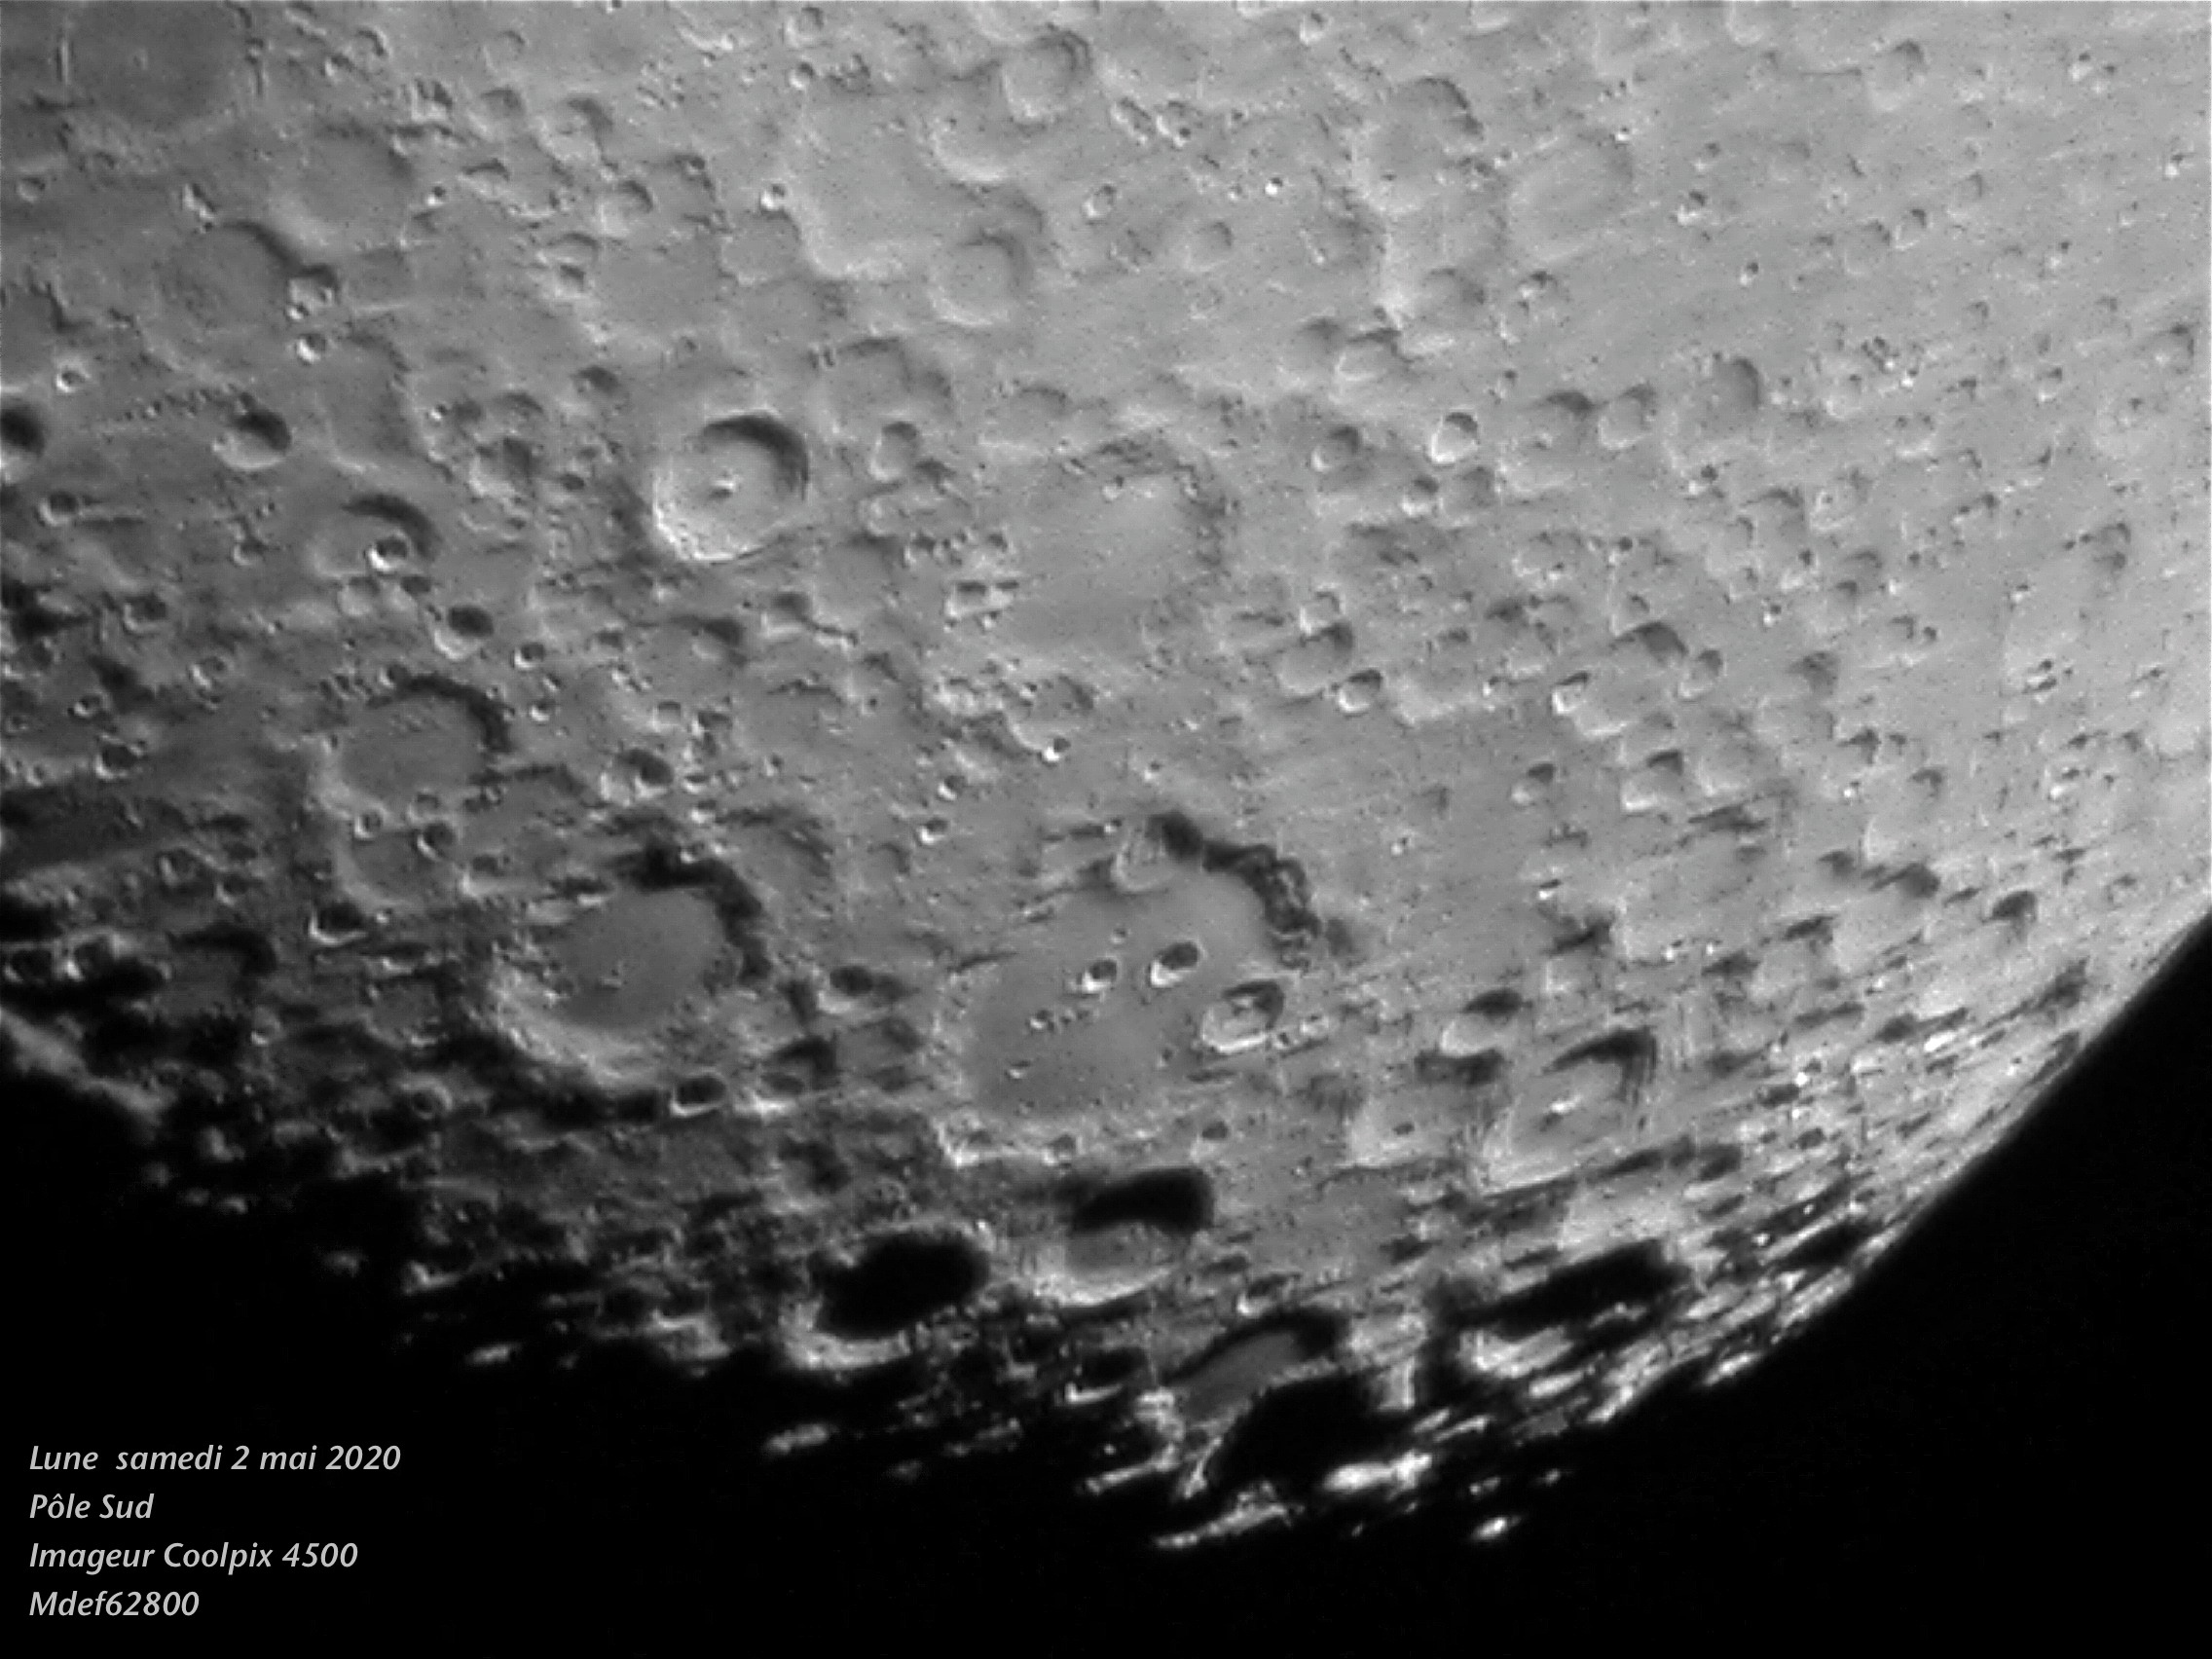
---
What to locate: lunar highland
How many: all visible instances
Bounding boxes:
[3,1,2206,1546]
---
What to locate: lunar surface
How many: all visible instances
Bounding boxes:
[3,2,2206,1545]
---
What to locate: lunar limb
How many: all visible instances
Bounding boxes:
[3,3,2206,1544]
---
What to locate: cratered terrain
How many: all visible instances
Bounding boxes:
[4,0,2206,1575]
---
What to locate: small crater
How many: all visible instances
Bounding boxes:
[650,412,809,564]
[1862,39,1928,111]
[1001,28,1090,124]
[816,1233,989,1341]
[308,494,438,580]
[1438,990,1525,1058]
[36,485,91,527]
[1497,391,1596,496]
[1466,987,1529,1020]
[1672,356,1765,461]
[1427,410,1482,465]
[1071,955,1121,996]
[214,403,293,472]
[444,603,497,642]
[821,963,906,1011]
[1309,424,1364,477]
[307,897,374,948]
[540,96,613,166]
[2015,958,2091,1021]
[0,397,50,481]
[1778,1215,1879,1272]
[1551,1027,1660,1097]
[1147,938,1204,989]
[1197,978,1285,1057]
[1109,810,1207,895]
[1067,1165,1215,1238]
[1358,76,1484,216]
[153,222,297,343]
[868,420,923,481]
[1623,619,1688,665]
[1597,385,1656,450]
[1872,1012,1924,1045]
[610,747,675,797]
[1173,1309,1343,1421]
[1274,622,1356,700]
[1880,862,1942,903]
[930,231,1030,328]
[1174,217,1235,273]
[669,1072,730,1114]
[280,124,418,248]
[1789,649,1841,701]
[1620,748,1688,814]
[994,440,1219,651]
[1510,129,1634,259]
[761,1034,839,1097]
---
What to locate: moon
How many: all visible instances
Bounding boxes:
[2,1,2205,1549]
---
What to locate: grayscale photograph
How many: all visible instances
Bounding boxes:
[8,1,2207,1647]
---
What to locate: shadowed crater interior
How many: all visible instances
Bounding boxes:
[818,1233,992,1342]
